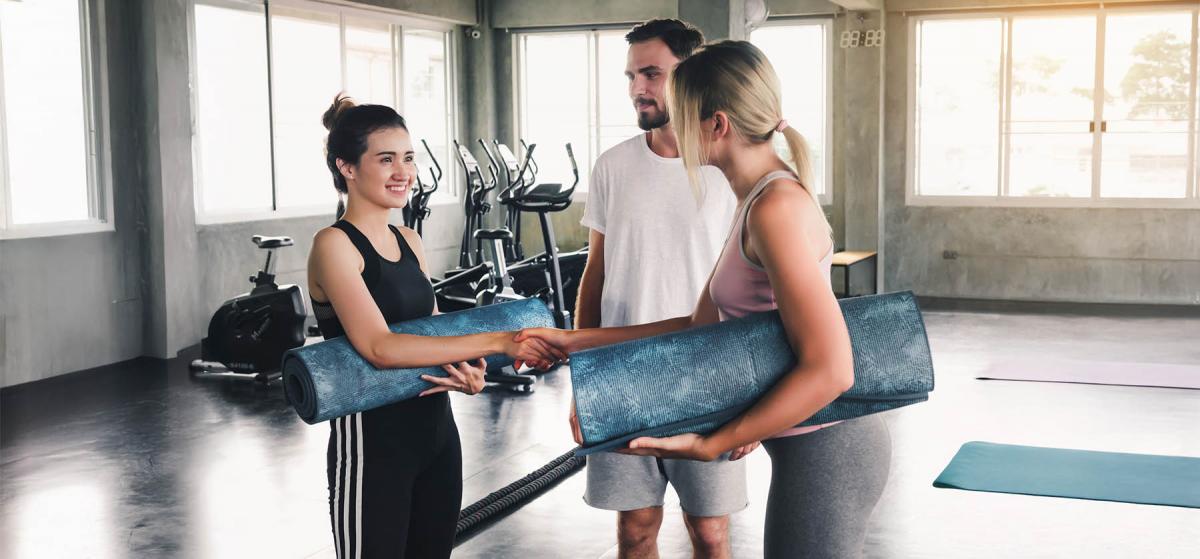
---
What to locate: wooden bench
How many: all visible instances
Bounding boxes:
[831,251,877,298]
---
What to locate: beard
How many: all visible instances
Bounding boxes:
[636,105,669,131]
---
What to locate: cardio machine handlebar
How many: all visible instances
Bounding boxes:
[416,139,441,198]
[497,142,578,210]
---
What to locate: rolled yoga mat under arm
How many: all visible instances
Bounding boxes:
[569,291,935,455]
[283,298,555,424]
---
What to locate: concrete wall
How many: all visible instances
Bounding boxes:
[770,0,844,15]
[356,0,476,24]
[493,0,677,29]
[0,0,147,387]
[882,1,1200,304]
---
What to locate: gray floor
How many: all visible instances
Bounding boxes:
[3,307,1198,558]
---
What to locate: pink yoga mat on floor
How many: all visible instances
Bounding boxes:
[977,358,1200,390]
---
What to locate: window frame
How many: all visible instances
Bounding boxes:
[752,16,835,206]
[514,21,836,206]
[513,28,610,200]
[189,0,459,225]
[906,5,1200,209]
[0,0,114,240]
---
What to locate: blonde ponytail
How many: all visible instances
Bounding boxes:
[669,40,829,230]
[779,125,814,194]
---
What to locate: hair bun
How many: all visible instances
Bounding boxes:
[322,94,356,131]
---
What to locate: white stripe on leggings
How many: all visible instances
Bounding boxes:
[355,413,363,559]
[333,416,344,559]
[342,415,353,558]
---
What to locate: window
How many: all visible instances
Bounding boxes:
[403,29,454,203]
[192,2,273,215]
[515,29,638,192]
[0,0,108,238]
[909,7,1200,207]
[751,19,833,202]
[191,0,457,222]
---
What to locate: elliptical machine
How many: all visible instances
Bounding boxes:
[190,236,307,383]
[484,141,580,329]
[402,139,442,237]
[487,140,585,327]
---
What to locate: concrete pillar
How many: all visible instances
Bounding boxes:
[678,0,746,42]
[138,0,203,358]
[838,10,884,260]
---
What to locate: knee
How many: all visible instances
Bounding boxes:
[617,508,663,550]
[684,515,730,554]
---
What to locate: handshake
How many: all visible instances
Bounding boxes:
[424,327,576,398]
[501,327,577,372]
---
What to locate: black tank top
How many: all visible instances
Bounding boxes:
[312,220,435,337]
[312,220,449,454]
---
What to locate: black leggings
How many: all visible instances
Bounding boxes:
[326,411,463,559]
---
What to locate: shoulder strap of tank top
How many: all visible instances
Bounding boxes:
[388,224,416,261]
[738,169,802,226]
[332,220,380,288]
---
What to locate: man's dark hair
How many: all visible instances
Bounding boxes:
[625,19,704,59]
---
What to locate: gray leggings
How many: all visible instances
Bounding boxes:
[762,414,892,559]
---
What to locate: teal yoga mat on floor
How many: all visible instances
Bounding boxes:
[934,442,1200,509]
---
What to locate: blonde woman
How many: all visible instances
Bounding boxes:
[517,41,891,558]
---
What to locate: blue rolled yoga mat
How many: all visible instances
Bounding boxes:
[570,291,934,455]
[283,298,555,424]
[934,442,1200,508]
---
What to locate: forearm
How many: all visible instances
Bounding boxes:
[569,315,692,352]
[366,331,506,370]
[574,269,603,329]
[704,366,849,455]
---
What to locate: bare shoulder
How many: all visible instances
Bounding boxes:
[310,226,362,271]
[749,177,818,226]
[312,226,352,254]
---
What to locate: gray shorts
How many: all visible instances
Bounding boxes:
[583,451,749,517]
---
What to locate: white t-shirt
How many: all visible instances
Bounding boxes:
[581,134,736,328]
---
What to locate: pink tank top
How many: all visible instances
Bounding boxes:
[708,170,836,439]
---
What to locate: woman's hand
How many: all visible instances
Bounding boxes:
[501,332,567,371]
[568,399,583,445]
[420,358,487,396]
[617,433,721,462]
[728,441,760,461]
[513,327,577,356]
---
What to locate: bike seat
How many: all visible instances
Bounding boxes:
[474,228,514,241]
[252,235,294,249]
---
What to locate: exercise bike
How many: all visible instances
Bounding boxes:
[190,236,307,383]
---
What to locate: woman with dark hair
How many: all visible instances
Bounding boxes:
[307,94,564,558]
